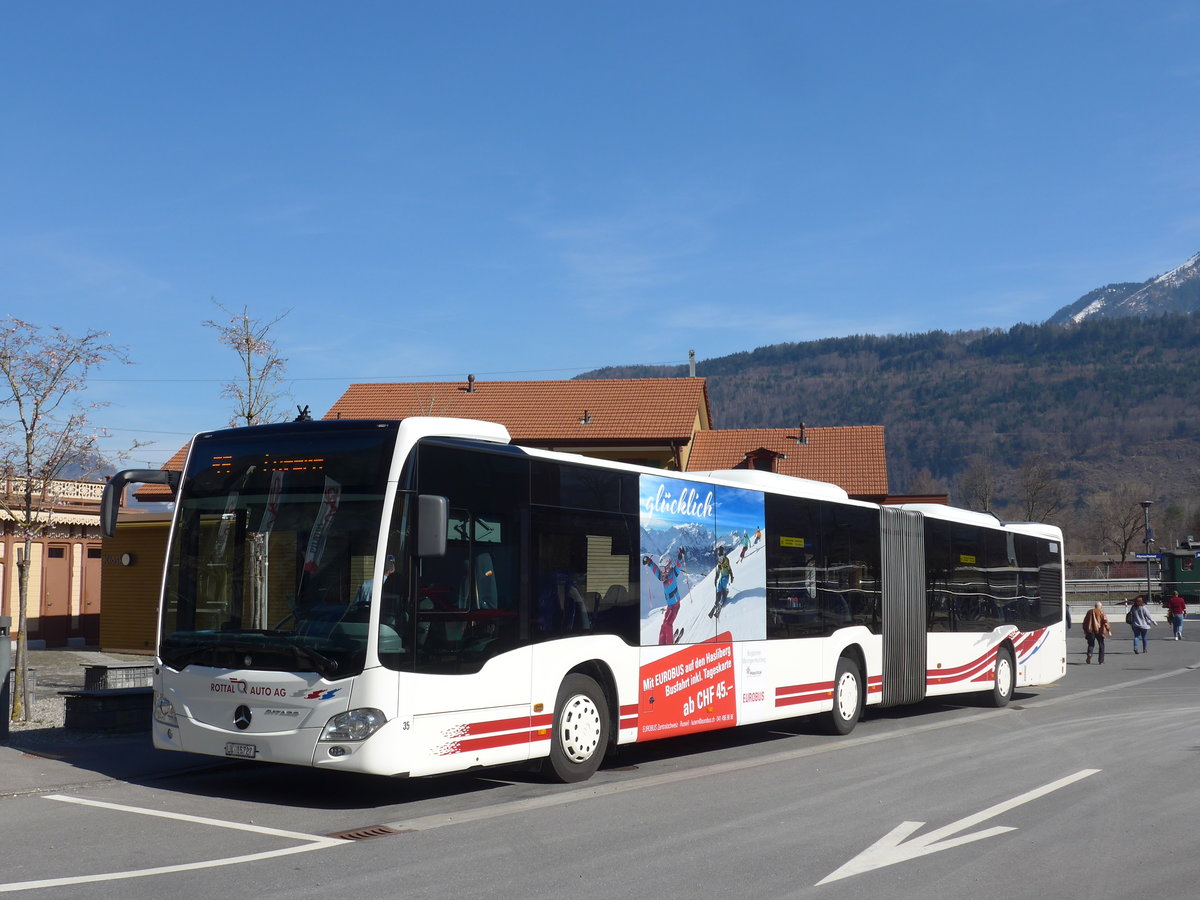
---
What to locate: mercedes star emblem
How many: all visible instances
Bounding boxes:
[234,705,252,730]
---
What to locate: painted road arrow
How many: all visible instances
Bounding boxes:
[818,768,1101,884]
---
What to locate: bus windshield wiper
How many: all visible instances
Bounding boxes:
[284,642,341,679]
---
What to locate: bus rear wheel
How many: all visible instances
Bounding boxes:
[825,656,863,735]
[988,646,1015,708]
[546,673,610,783]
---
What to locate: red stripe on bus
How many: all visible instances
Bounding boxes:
[775,681,835,707]
[463,715,533,736]
[456,730,538,753]
[928,652,996,685]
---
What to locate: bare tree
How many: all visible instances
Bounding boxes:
[1013,455,1067,523]
[906,467,948,497]
[1086,482,1155,565]
[958,455,998,513]
[0,317,133,723]
[203,301,291,427]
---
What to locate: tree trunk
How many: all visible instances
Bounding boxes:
[10,542,31,723]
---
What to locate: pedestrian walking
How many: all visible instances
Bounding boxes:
[1081,601,1112,664]
[1126,595,1155,654]
[1166,590,1187,640]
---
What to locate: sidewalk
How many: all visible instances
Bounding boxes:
[2,649,223,797]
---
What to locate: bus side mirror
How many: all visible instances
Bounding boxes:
[417,494,448,557]
[101,469,181,538]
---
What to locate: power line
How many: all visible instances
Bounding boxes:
[87,360,690,384]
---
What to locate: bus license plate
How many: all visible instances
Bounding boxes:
[225,741,257,759]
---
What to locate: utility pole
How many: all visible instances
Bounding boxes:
[1141,500,1154,602]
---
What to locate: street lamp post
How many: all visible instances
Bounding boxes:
[1141,500,1154,602]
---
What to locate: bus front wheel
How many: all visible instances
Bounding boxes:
[825,656,863,735]
[988,646,1015,708]
[546,673,610,783]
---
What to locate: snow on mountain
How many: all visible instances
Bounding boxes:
[1047,251,1200,325]
[640,522,717,569]
[1151,251,1200,289]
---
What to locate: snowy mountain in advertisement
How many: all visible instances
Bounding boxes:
[640,521,717,570]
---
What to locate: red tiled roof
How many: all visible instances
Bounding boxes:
[137,378,710,498]
[135,386,888,502]
[685,427,888,496]
[323,378,712,442]
[134,443,190,501]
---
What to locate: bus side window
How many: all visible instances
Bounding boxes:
[531,508,637,642]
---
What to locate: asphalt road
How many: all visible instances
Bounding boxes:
[3,629,1198,899]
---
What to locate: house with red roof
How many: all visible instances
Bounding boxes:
[684,425,890,503]
[324,377,712,470]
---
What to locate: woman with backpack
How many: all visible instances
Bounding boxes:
[1127,595,1155,654]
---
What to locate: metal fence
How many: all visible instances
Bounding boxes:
[1066,578,1157,606]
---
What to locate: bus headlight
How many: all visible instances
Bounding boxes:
[320,708,386,742]
[153,694,178,726]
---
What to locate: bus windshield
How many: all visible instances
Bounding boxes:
[159,421,399,680]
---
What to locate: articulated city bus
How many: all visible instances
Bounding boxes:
[102,417,1065,782]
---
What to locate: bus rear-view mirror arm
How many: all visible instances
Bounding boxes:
[101,469,181,538]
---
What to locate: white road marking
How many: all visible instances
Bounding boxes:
[45,794,340,842]
[0,843,340,894]
[817,768,1101,884]
[0,795,346,894]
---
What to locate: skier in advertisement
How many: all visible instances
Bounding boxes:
[644,554,684,644]
[709,545,735,618]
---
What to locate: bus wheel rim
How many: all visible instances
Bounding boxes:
[997,656,1013,697]
[835,672,858,720]
[560,694,602,763]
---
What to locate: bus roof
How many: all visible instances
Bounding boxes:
[898,502,1063,539]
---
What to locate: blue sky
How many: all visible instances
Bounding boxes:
[3,1,1199,467]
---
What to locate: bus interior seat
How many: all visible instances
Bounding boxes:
[592,584,636,633]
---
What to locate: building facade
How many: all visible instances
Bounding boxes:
[1,475,106,648]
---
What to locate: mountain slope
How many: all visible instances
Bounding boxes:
[1048,252,1200,324]
[581,315,1200,517]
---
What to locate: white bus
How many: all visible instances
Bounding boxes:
[102,417,1066,783]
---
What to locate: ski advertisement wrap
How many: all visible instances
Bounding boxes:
[637,474,767,739]
[638,636,737,737]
